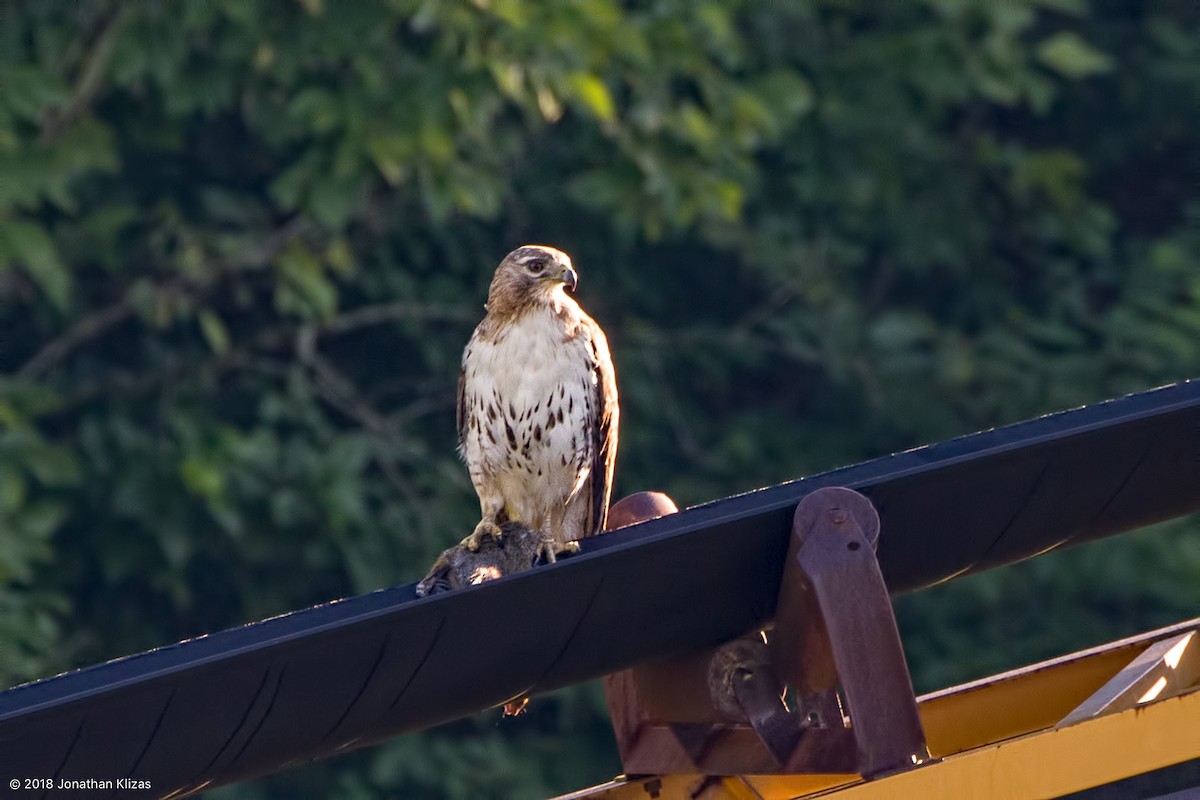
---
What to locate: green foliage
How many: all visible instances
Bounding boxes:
[1,1,1198,797]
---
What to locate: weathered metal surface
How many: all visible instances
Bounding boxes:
[1,381,1198,796]
[569,618,1200,800]
[772,488,927,777]
[606,488,925,778]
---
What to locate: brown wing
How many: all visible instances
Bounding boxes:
[455,357,467,448]
[584,318,619,535]
[458,328,486,450]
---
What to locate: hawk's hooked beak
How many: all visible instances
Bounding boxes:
[560,265,578,293]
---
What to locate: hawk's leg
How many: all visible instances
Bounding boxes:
[535,538,581,565]
[461,494,508,552]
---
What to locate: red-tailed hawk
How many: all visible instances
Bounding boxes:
[457,245,619,560]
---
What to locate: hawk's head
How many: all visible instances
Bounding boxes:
[486,245,578,315]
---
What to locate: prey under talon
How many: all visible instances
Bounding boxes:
[421,521,560,596]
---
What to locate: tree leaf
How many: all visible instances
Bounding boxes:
[752,70,815,121]
[0,467,27,512]
[566,72,615,123]
[367,134,415,186]
[24,441,82,487]
[275,241,338,320]
[180,456,225,500]
[198,309,231,356]
[2,66,72,122]
[1037,32,1113,78]
[0,220,72,311]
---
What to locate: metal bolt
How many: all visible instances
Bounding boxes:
[830,508,847,524]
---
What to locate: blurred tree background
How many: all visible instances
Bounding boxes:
[1,0,1198,796]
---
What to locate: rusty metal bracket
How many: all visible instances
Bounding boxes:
[773,486,929,776]
[602,488,930,778]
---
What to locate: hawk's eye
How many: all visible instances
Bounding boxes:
[525,259,545,274]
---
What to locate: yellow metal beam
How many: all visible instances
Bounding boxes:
[567,687,1200,799]
[918,644,1137,758]
[564,620,1200,800]
[798,688,1200,800]
[918,617,1200,757]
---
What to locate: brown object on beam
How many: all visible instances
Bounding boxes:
[601,487,930,778]
[605,491,679,531]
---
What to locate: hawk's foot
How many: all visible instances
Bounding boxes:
[461,520,503,552]
[503,696,530,716]
[535,538,581,565]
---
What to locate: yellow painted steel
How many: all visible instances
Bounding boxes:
[736,774,855,799]
[567,688,1200,799]
[917,646,1139,758]
[719,776,770,800]
[563,622,1200,800]
[557,773,858,800]
[811,688,1200,800]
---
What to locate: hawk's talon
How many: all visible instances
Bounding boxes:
[461,520,503,552]
[503,696,530,716]
[534,537,581,565]
[535,539,558,565]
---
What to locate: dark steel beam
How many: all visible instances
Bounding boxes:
[0,380,1198,797]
